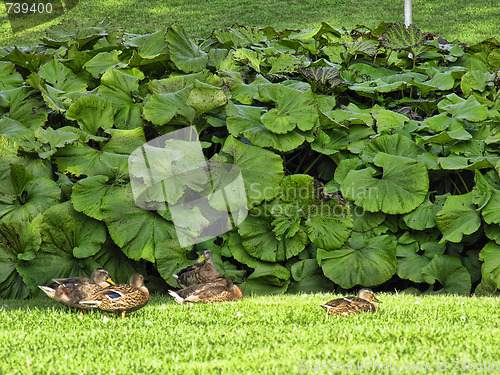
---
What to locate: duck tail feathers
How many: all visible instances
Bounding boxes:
[168,290,184,304]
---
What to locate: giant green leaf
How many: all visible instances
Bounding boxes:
[185,85,228,116]
[83,50,127,78]
[361,133,423,162]
[143,87,196,125]
[402,195,442,230]
[65,94,114,135]
[269,175,352,250]
[375,109,409,133]
[227,233,290,294]
[341,153,428,214]
[165,23,208,73]
[0,62,23,90]
[438,94,488,122]
[222,73,271,105]
[33,127,79,159]
[259,85,318,133]
[479,242,500,290]
[436,192,481,244]
[318,233,397,288]
[0,220,40,299]
[422,254,471,295]
[287,259,335,293]
[32,201,106,259]
[97,68,145,130]
[0,87,48,138]
[220,136,284,206]
[54,142,116,178]
[38,59,87,93]
[128,137,208,207]
[382,22,426,56]
[225,101,305,152]
[396,234,445,283]
[0,165,60,222]
[126,31,170,66]
[71,175,118,220]
[237,212,308,262]
[41,18,121,48]
[481,189,500,225]
[101,184,179,262]
[18,202,105,294]
[310,129,349,155]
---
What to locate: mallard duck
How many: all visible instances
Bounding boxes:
[79,273,149,318]
[321,288,380,316]
[174,248,220,288]
[169,277,243,304]
[38,269,115,313]
[50,268,115,289]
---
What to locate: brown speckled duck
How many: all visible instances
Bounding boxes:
[79,273,149,319]
[174,249,220,288]
[169,277,243,304]
[321,289,380,316]
[38,269,115,313]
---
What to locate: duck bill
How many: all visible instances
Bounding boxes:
[106,277,115,285]
[197,255,205,263]
[373,297,381,303]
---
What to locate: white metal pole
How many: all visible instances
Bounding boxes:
[404,0,413,26]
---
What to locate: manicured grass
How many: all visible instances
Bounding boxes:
[1,293,499,374]
[0,0,499,47]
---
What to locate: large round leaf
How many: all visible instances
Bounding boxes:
[422,254,471,295]
[101,184,180,263]
[165,23,208,73]
[237,213,308,262]
[65,94,114,135]
[71,175,117,220]
[225,101,305,152]
[402,197,437,230]
[19,202,105,294]
[396,235,445,283]
[259,85,318,134]
[436,192,481,244]
[38,59,87,93]
[271,175,352,250]
[143,87,196,125]
[0,87,48,139]
[341,153,428,214]
[361,133,423,162]
[221,136,284,206]
[97,68,146,130]
[481,189,500,225]
[227,233,291,295]
[32,201,107,259]
[318,233,397,288]
[0,164,60,222]
[479,242,500,290]
[0,220,40,299]
[0,62,23,90]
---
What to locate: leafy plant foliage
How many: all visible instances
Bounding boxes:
[1,19,499,297]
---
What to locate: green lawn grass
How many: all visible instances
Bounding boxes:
[1,0,499,47]
[1,293,499,374]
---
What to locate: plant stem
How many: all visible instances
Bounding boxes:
[303,154,323,175]
[449,177,461,195]
[456,172,469,193]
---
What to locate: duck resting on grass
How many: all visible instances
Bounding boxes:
[321,288,380,316]
[169,277,243,304]
[38,268,115,314]
[174,249,220,288]
[79,273,149,319]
